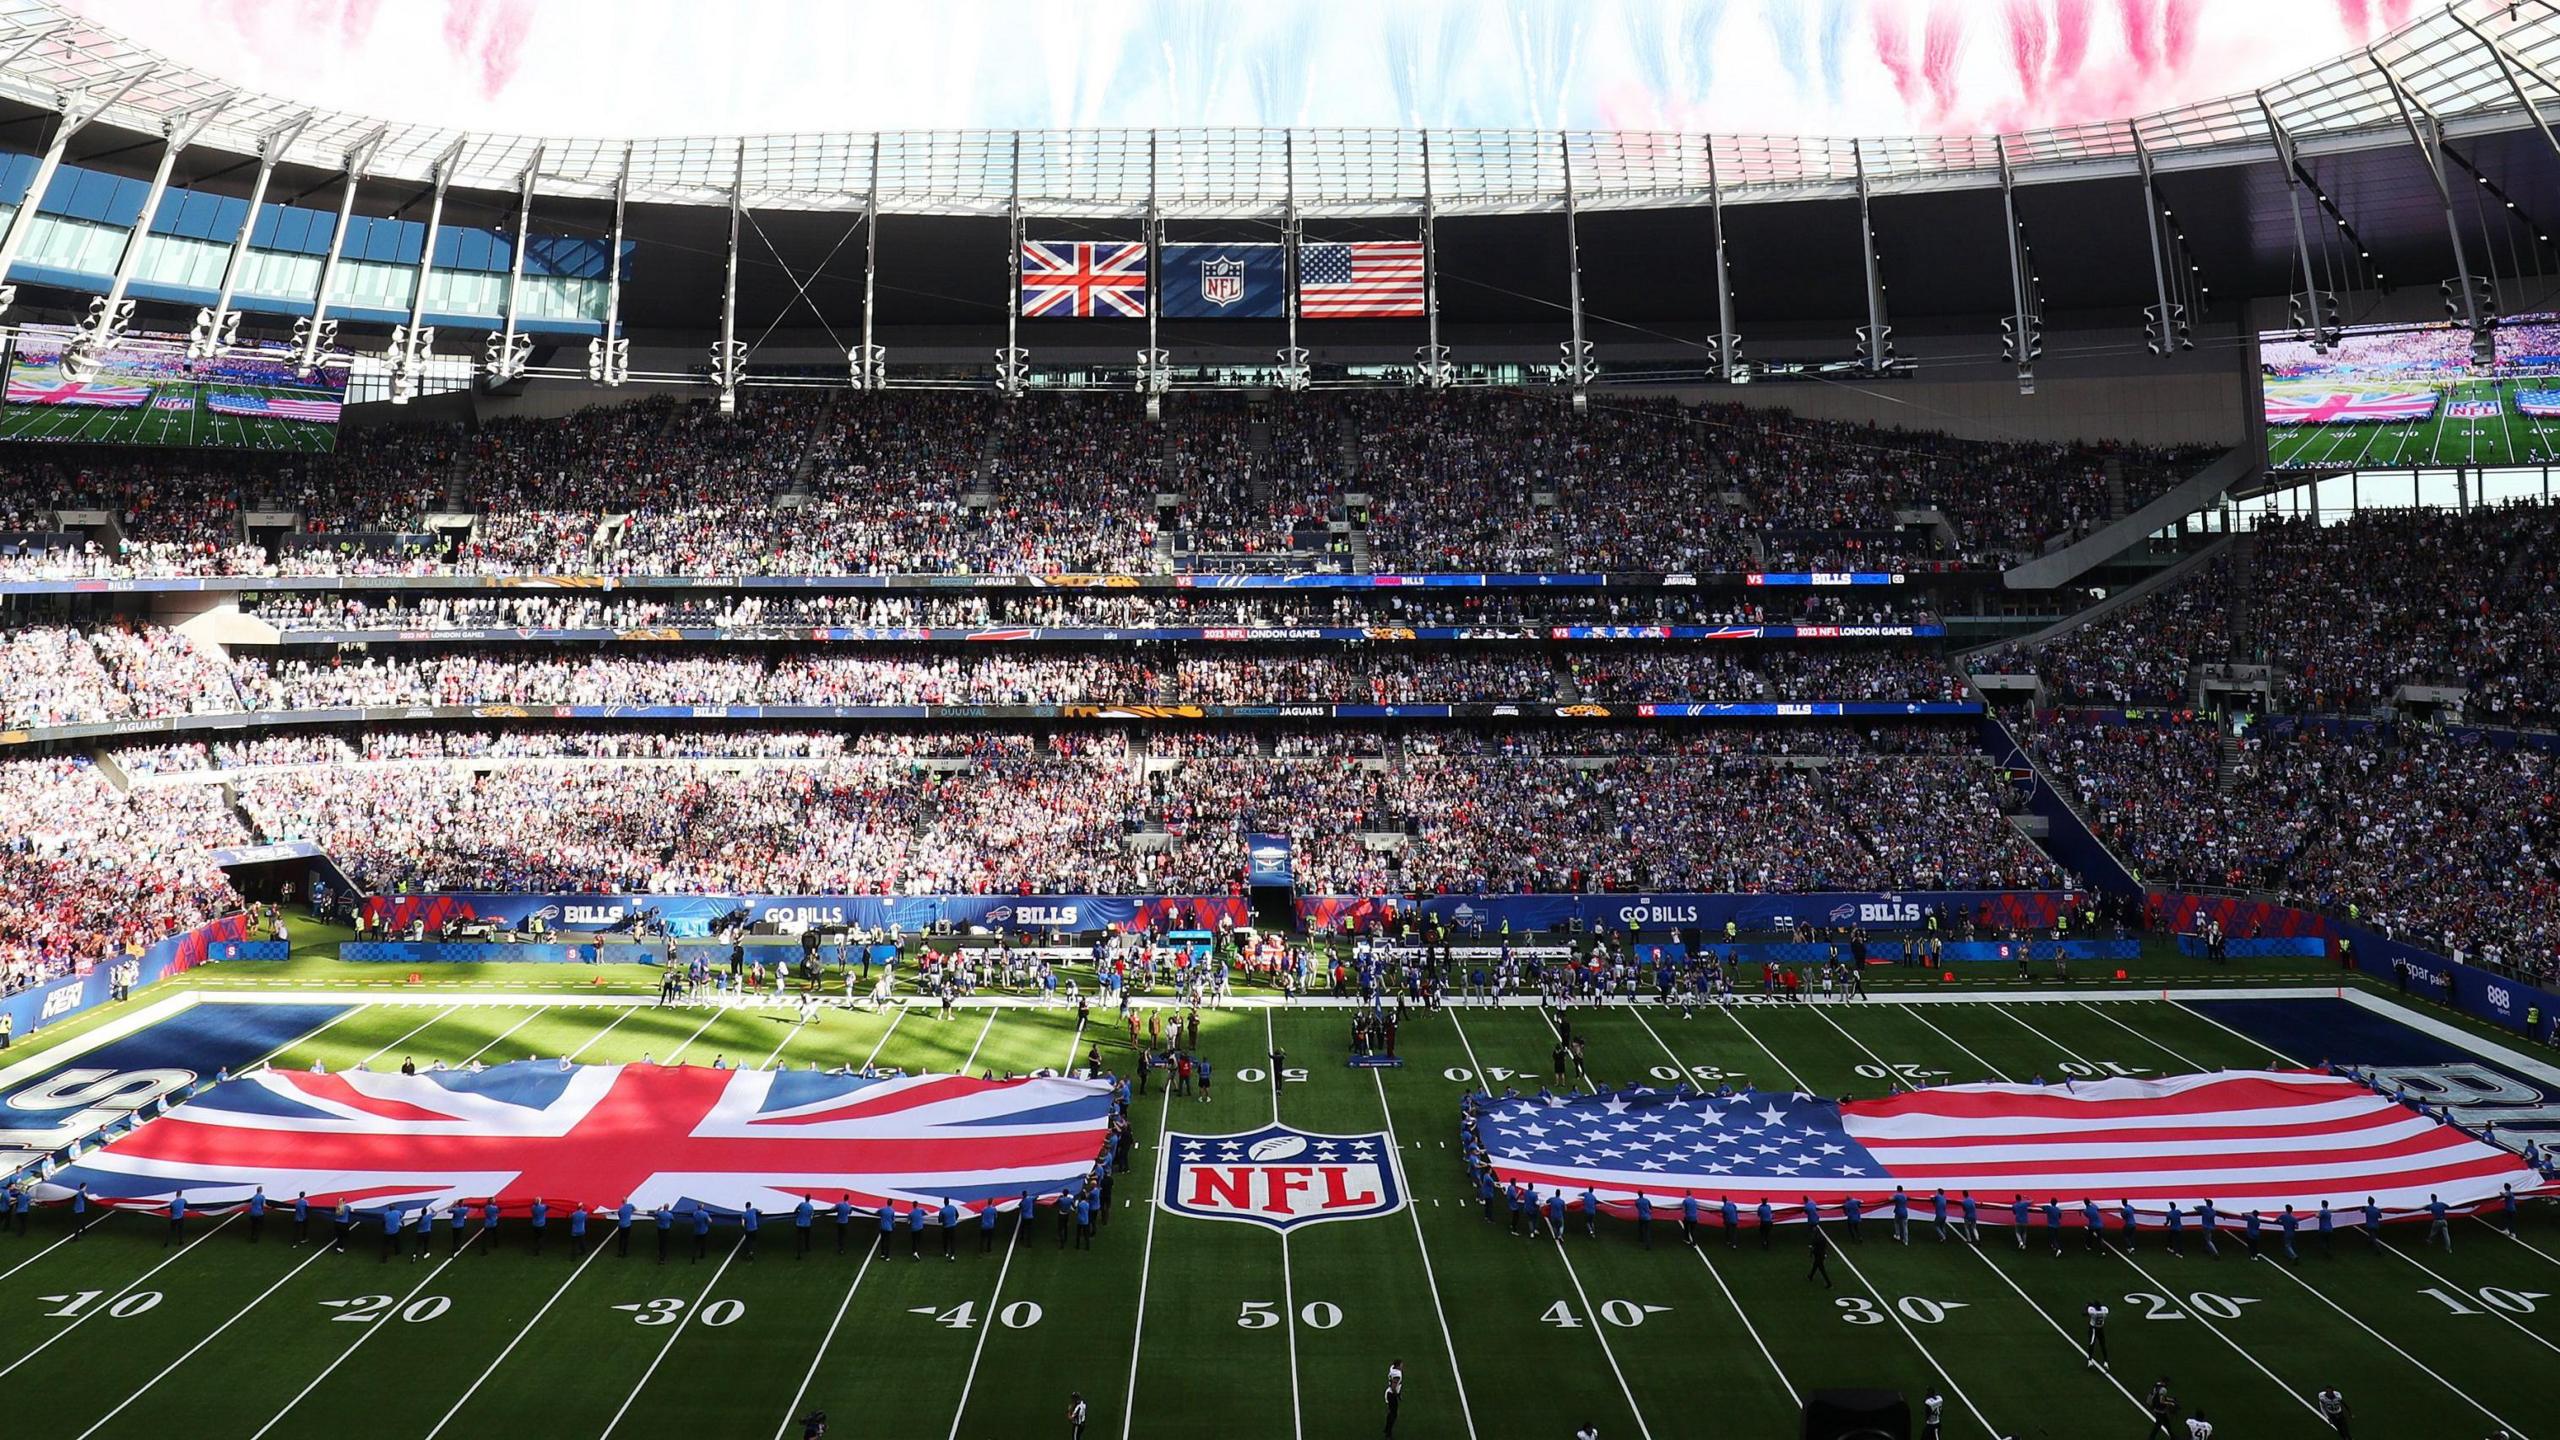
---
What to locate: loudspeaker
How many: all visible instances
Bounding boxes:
[1801,1389,1908,1440]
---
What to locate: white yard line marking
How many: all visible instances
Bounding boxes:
[1988,1002,2100,1075]
[958,1008,999,1076]
[418,1238,605,1440]
[944,1204,1031,1440]
[1366,1062,1483,1440]
[1115,1084,1174,1440]
[2258,1251,2538,1437]
[2164,999,2301,1069]
[76,1240,337,1439]
[1263,1008,1305,1440]
[596,1237,745,1440]
[357,1005,461,1070]
[0,1213,240,1379]
[0,1222,92,1285]
[2373,1241,2560,1357]
[1451,1008,1654,1440]
[2075,1001,2209,1071]
[1899,1006,2008,1080]
[248,1234,481,1440]
[1622,1004,1800,1410]
[770,1247,882,1440]
[460,1009,545,1066]
[661,1006,731,1065]
[1723,1005,2038,1440]
[562,1006,638,1062]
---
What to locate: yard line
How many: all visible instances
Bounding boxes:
[247,1233,484,1440]
[1988,1002,2101,1075]
[1713,1006,2003,1440]
[2075,1001,2209,1071]
[1263,1008,1305,1440]
[76,1240,337,1439]
[1621,1005,1799,1410]
[0,1222,93,1285]
[944,1204,1032,1440]
[1900,1006,2009,1080]
[2371,1241,2560,1357]
[0,1212,239,1379]
[769,1247,882,1440]
[1450,1008,1654,1440]
[2252,1259,2536,1440]
[563,1005,638,1062]
[241,1003,373,1073]
[596,1237,745,1440]
[1115,1085,1174,1440]
[357,1005,461,1070]
[1365,1063,1483,1440]
[958,1008,999,1076]
[661,1004,732,1065]
[2167,998,2303,1068]
[1060,1014,1087,1070]
[862,1006,907,1069]
[2480,1217,2560,1271]
[418,1237,606,1440]
[460,1008,546,1066]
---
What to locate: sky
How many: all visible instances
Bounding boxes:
[66,0,2432,139]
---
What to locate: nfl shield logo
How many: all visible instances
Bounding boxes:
[1198,255,1247,308]
[1162,1123,1405,1231]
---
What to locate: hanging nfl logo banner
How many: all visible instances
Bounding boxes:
[1161,1123,1406,1230]
[1158,244,1285,319]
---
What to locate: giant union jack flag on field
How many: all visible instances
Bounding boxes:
[2262,390,2439,425]
[1475,1073,2550,1225]
[5,378,151,408]
[35,1063,1115,1217]
[1021,240,1150,318]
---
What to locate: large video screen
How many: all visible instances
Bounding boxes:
[0,325,348,452]
[2261,313,2560,470]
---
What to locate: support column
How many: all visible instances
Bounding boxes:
[385,134,468,405]
[2258,93,2339,353]
[1995,136,2040,395]
[63,92,231,380]
[1705,136,1738,383]
[2374,48,2495,366]
[293,125,388,378]
[711,145,748,413]
[588,142,632,386]
[1139,130,1168,412]
[484,144,543,384]
[1416,131,1450,389]
[0,66,154,318]
[1558,131,1594,407]
[2450,12,2560,165]
[190,110,309,360]
[997,132,1027,397]
[1277,130,1307,392]
[2132,123,2187,355]
[850,133,885,390]
[1852,138,1893,376]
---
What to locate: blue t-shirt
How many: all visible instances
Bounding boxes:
[796,1200,814,1228]
[743,1207,760,1233]
[249,1193,267,1217]
[293,1195,309,1220]
[692,1207,710,1235]
[618,1203,635,1229]
[570,1208,587,1235]
[532,1201,549,1228]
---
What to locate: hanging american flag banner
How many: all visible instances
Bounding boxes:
[1021,240,1150,318]
[36,1062,1115,1217]
[1473,1073,2550,1224]
[1299,241,1426,319]
[2262,391,2439,425]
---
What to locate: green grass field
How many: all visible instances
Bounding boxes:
[3,954,2555,1440]
[0,382,338,451]
[2266,375,2560,471]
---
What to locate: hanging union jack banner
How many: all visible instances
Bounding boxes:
[1475,1072,2551,1224]
[2262,390,2439,425]
[35,1062,1115,1217]
[1021,239,1150,318]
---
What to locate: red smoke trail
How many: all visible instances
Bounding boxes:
[2378,0,2415,29]
[2161,0,2198,70]
[1871,5,1924,111]
[2006,0,2053,108]
[2335,0,2375,42]
[1922,1,1966,119]
[2116,0,2161,80]
[2052,0,2094,82]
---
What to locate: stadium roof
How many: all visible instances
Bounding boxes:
[0,0,2554,217]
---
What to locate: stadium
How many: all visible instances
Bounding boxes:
[0,2,2557,1438]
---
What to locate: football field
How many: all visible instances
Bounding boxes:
[3,975,2555,1440]
[0,382,339,451]
[2266,376,2560,472]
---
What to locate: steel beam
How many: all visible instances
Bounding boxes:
[0,65,154,317]
[485,143,543,383]
[292,124,388,377]
[191,109,309,359]
[386,132,468,403]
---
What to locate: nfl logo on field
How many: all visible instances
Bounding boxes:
[1162,1123,1405,1230]
[1198,255,1246,308]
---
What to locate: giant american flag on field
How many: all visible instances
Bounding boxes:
[1020,240,1149,318]
[1299,241,1426,319]
[207,391,343,424]
[2262,390,2439,425]
[34,1062,1115,1217]
[1474,1073,2550,1224]
[2517,389,2560,417]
